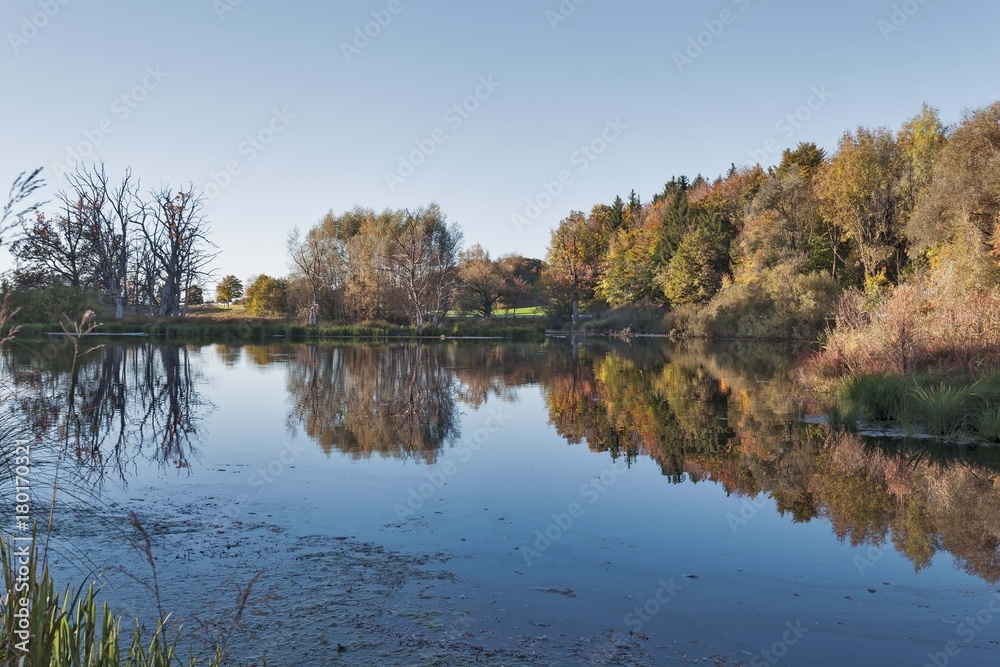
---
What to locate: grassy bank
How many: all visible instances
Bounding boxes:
[3,318,546,343]
[831,371,1000,441]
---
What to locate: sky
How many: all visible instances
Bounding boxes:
[1,0,998,286]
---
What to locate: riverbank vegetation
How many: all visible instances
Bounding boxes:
[541,101,999,351]
[3,100,998,356]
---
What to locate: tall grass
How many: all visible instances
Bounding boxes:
[909,383,974,437]
[0,535,240,667]
[832,371,1000,441]
[836,373,911,422]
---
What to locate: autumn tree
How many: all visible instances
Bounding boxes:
[660,213,729,306]
[10,208,92,288]
[908,102,998,256]
[383,204,462,332]
[187,284,204,306]
[896,104,948,225]
[141,187,216,317]
[245,274,289,317]
[216,275,243,307]
[545,211,603,325]
[288,221,346,326]
[817,127,906,284]
[498,254,543,316]
[457,244,509,319]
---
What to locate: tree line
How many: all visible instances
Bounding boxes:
[215,205,544,330]
[541,101,1000,340]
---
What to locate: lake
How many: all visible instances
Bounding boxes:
[3,339,999,666]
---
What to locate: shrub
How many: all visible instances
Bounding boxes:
[670,262,840,340]
[2,286,108,324]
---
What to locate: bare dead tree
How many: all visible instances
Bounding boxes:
[63,164,146,318]
[143,187,216,317]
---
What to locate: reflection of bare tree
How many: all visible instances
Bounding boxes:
[286,344,460,462]
[2,342,208,481]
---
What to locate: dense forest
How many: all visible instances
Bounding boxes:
[4,100,999,375]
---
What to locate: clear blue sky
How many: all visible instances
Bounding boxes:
[2,0,998,285]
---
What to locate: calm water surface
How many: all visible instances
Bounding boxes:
[3,339,999,666]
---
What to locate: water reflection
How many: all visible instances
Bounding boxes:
[2,342,207,480]
[285,344,460,463]
[4,338,999,584]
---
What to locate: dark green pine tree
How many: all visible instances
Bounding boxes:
[610,195,625,231]
[658,180,690,265]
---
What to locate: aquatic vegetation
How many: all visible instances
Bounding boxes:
[909,383,974,437]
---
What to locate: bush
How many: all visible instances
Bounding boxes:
[2,286,108,324]
[670,262,840,340]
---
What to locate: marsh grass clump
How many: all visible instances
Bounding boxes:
[975,404,1000,442]
[908,383,975,437]
[837,373,911,422]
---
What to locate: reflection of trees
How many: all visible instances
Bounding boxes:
[534,339,1000,584]
[2,342,207,480]
[286,344,460,462]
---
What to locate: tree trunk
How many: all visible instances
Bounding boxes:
[572,293,580,328]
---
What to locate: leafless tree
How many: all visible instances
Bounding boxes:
[142,187,216,317]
